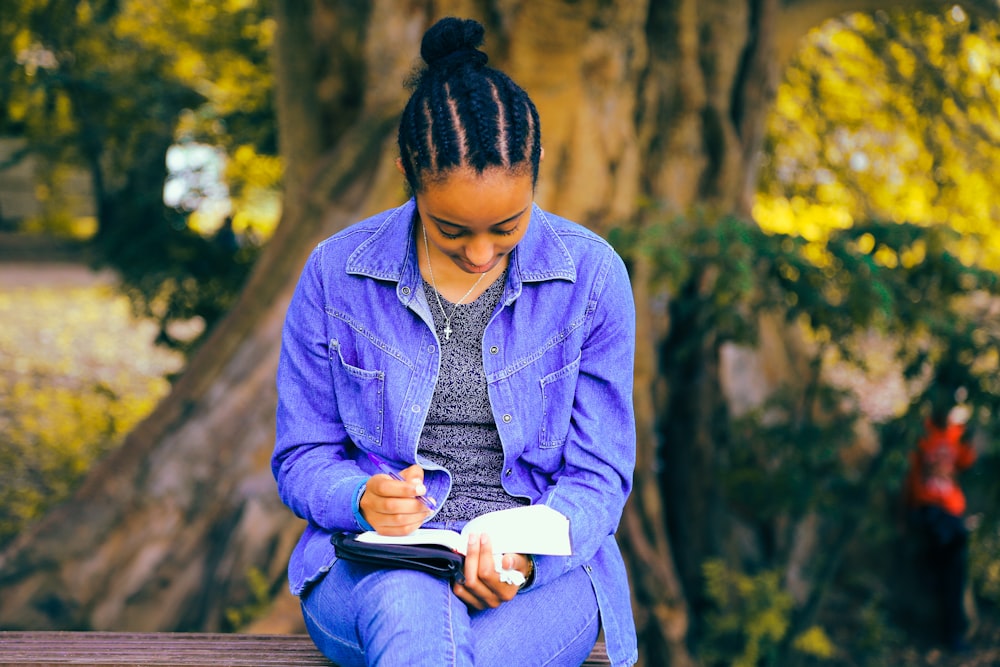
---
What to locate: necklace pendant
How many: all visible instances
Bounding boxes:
[443,324,452,341]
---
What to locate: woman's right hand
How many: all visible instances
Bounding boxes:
[358,464,433,535]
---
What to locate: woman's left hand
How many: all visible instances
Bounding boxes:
[452,533,531,610]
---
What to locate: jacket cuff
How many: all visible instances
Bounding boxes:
[352,479,374,531]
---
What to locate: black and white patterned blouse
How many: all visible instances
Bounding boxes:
[420,269,528,522]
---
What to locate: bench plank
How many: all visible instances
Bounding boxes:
[0,632,611,666]
[0,632,332,666]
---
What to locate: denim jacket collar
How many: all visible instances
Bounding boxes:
[344,199,577,306]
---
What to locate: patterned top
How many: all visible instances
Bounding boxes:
[420,269,527,522]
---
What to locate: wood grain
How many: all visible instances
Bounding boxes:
[0,632,611,666]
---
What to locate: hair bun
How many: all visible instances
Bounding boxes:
[421,17,488,70]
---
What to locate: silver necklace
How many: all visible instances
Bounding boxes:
[421,222,487,341]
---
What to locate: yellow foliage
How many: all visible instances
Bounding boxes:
[793,625,836,659]
[0,281,183,546]
[173,51,208,83]
[873,245,898,268]
[756,10,1000,271]
[225,0,255,12]
[889,42,916,79]
[75,0,93,23]
[857,232,875,254]
[899,239,926,268]
[700,558,803,667]
[226,145,284,239]
[12,29,32,57]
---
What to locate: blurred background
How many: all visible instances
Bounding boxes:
[1,2,999,666]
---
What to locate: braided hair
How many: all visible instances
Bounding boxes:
[398,17,542,193]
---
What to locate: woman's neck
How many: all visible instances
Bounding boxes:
[416,231,509,303]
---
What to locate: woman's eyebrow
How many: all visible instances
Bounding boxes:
[430,206,529,229]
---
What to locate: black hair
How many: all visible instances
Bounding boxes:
[397,17,542,192]
[929,386,955,428]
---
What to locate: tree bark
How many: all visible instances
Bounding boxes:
[0,0,967,661]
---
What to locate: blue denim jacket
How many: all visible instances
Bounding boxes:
[273,199,638,666]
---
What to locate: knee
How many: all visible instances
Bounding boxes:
[357,570,446,621]
[356,570,468,637]
[355,571,473,666]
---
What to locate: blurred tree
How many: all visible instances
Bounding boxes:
[1,2,999,666]
[0,0,278,352]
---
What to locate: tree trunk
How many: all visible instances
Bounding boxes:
[0,0,412,632]
[0,0,946,661]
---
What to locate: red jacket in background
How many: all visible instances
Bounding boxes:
[904,419,976,517]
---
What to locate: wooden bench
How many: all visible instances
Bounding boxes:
[0,632,611,666]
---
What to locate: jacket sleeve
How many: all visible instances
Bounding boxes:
[272,245,370,533]
[530,249,636,588]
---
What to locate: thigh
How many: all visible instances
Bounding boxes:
[471,565,600,667]
[301,560,474,667]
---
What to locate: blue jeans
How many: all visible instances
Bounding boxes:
[301,559,600,666]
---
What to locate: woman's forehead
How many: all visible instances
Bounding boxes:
[418,168,533,228]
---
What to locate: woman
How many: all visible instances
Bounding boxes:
[273,16,637,667]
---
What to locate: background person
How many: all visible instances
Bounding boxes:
[903,389,978,652]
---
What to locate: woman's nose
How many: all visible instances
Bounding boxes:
[465,237,494,267]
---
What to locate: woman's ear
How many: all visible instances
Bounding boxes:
[539,147,545,162]
[395,157,406,174]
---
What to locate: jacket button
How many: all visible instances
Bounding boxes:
[401,286,411,296]
[411,404,421,413]
[490,345,499,354]
[502,414,512,423]
[505,468,513,476]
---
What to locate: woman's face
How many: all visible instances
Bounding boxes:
[413,166,533,275]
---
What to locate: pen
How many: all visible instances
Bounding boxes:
[366,452,438,510]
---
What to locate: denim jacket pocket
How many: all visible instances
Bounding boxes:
[538,352,582,448]
[329,338,384,446]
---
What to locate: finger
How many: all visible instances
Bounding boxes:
[494,553,526,602]
[368,473,426,500]
[373,495,431,516]
[399,464,425,483]
[452,581,486,611]
[502,553,529,579]
[462,532,481,589]
[478,538,521,603]
[460,533,497,606]
[360,484,432,535]
[366,502,433,531]
[476,534,497,581]
[464,534,506,608]
[367,513,430,534]
[398,465,428,497]
[362,479,429,517]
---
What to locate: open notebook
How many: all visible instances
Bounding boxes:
[355,504,572,556]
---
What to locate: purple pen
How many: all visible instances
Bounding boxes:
[366,452,438,510]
